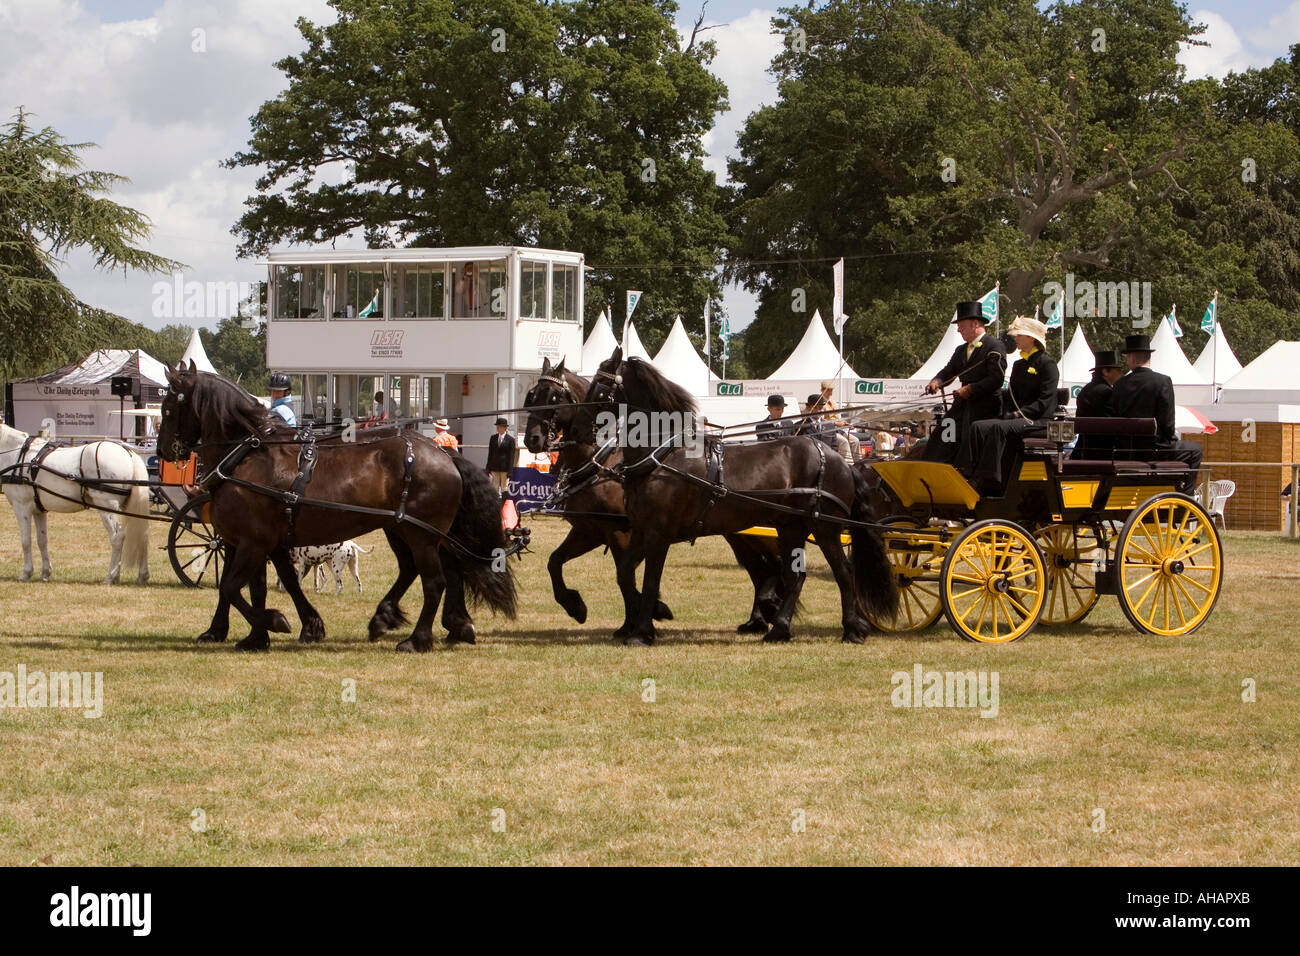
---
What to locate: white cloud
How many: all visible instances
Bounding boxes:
[1181,8,1285,80]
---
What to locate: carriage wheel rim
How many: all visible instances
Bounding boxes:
[1118,496,1222,636]
[869,522,943,632]
[1036,524,1101,626]
[943,521,1045,643]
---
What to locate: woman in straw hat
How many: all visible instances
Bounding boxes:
[958,313,1059,494]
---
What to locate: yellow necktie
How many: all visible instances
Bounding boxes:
[967,340,978,359]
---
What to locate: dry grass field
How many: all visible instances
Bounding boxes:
[0,509,1296,865]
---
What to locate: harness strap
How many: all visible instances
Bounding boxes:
[284,426,319,545]
[813,439,826,521]
[25,441,60,514]
[689,439,726,544]
[394,438,415,523]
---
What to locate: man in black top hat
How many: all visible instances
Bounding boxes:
[1110,333,1203,492]
[1072,349,1125,459]
[921,300,1008,463]
[486,416,517,494]
[959,314,1059,492]
[756,394,794,441]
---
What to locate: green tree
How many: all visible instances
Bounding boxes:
[726,1,1299,375]
[227,0,729,342]
[0,108,181,385]
[206,315,268,387]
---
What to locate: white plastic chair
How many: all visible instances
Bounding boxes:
[1207,479,1235,531]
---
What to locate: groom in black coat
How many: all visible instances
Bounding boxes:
[921,299,1008,464]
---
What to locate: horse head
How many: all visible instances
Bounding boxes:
[158,360,201,463]
[524,356,580,454]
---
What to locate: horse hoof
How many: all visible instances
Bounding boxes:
[266,610,292,634]
[444,625,477,645]
[623,634,654,646]
[298,620,326,644]
[559,591,588,624]
[197,631,227,644]
[19,572,32,582]
[762,628,792,643]
[736,617,767,634]
[395,636,433,653]
[841,631,868,645]
[235,634,270,652]
[367,622,385,642]
[652,601,674,621]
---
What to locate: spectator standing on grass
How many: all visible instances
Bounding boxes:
[486,417,516,494]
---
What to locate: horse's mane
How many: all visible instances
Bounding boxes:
[562,368,589,403]
[622,358,698,416]
[195,372,283,435]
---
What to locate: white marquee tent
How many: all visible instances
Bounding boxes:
[652,316,712,396]
[1192,324,1243,386]
[9,348,170,438]
[1058,324,1095,384]
[1147,319,1205,385]
[909,315,964,382]
[580,311,618,374]
[1218,341,1300,404]
[181,328,217,374]
[766,310,859,381]
[621,320,652,362]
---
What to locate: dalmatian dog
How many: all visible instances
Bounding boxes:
[290,540,373,594]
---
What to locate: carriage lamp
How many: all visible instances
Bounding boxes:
[1047,419,1075,445]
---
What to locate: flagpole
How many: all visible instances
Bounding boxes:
[704,296,711,394]
[1212,291,1218,404]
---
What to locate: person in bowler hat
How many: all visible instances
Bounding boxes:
[486,416,517,494]
[756,394,794,441]
[921,300,1008,464]
[1110,333,1203,492]
[958,314,1059,492]
[1072,349,1125,458]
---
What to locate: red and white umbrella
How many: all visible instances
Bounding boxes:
[1176,405,1217,435]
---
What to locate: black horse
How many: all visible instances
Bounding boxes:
[157,362,515,651]
[571,350,897,645]
[523,357,784,634]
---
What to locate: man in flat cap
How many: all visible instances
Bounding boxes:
[921,300,1008,463]
[1110,333,1202,492]
[959,314,1059,492]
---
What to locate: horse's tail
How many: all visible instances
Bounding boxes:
[121,449,151,581]
[446,453,517,618]
[849,466,898,622]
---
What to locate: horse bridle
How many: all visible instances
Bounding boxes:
[525,374,577,451]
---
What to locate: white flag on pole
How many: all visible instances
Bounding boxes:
[832,258,847,335]
[626,290,642,321]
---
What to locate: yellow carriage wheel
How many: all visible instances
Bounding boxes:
[1035,524,1103,626]
[1115,494,1223,636]
[940,520,1046,643]
[868,518,944,633]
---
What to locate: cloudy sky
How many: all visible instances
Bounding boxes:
[3,0,1297,336]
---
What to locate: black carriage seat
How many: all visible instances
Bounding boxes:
[1060,417,1187,475]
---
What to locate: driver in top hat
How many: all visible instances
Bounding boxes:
[1110,333,1203,492]
[921,300,1008,463]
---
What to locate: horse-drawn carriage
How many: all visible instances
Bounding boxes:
[150,453,225,588]
[858,416,1223,643]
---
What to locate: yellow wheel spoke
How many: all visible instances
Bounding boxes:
[1130,573,1163,615]
[1172,575,1204,616]
[1124,569,1159,590]
[1179,574,1214,595]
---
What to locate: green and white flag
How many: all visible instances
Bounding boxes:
[358,288,380,318]
[1044,297,1063,330]
[1164,303,1182,339]
[1200,293,1217,334]
[978,284,999,325]
[719,307,730,361]
[626,290,642,321]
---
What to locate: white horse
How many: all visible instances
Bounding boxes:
[0,423,151,584]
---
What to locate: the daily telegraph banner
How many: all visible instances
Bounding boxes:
[507,467,556,513]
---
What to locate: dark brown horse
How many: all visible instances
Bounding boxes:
[523,357,785,635]
[573,350,897,645]
[157,362,515,651]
